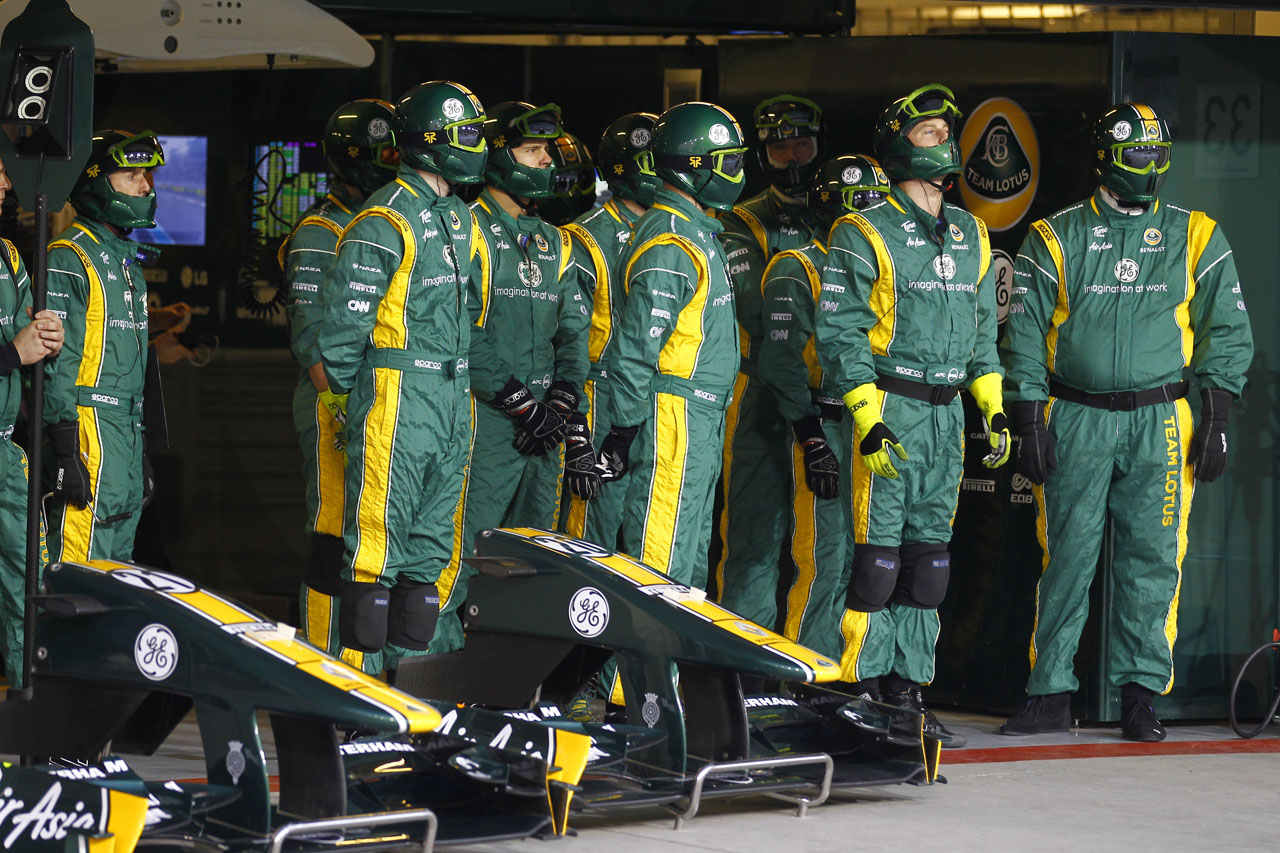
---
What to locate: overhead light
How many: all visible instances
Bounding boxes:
[0,0,374,72]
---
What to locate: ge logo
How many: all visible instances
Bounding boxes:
[991,249,1014,324]
[518,261,542,288]
[629,127,651,148]
[708,123,731,146]
[368,118,389,139]
[442,97,465,121]
[135,623,179,681]
[113,568,197,595]
[841,166,862,184]
[1112,120,1132,141]
[1114,258,1140,283]
[934,253,957,281]
[569,587,610,638]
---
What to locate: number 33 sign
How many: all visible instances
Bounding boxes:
[1196,84,1260,179]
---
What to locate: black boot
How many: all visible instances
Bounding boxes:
[883,684,967,749]
[1000,692,1073,735]
[1120,683,1166,742]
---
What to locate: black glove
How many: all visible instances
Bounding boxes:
[793,416,839,500]
[494,377,565,457]
[142,453,156,509]
[596,423,640,483]
[546,380,580,419]
[48,420,92,508]
[564,412,601,500]
[1190,387,1232,483]
[1011,400,1057,485]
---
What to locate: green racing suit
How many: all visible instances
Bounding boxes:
[45,219,149,564]
[559,197,642,548]
[1001,190,1253,697]
[0,241,45,687]
[817,186,1001,685]
[430,187,589,654]
[319,166,479,673]
[758,238,847,659]
[714,188,814,626]
[282,190,357,655]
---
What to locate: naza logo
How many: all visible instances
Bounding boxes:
[959,97,1040,232]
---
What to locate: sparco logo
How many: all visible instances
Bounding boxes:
[959,98,1040,232]
[90,393,119,406]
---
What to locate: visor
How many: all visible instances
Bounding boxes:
[713,148,748,181]
[897,84,962,123]
[846,188,886,210]
[755,96,823,137]
[447,118,486,152]
[110,131,165,169]
[1114,142,1171,175]
[509,103,563,140]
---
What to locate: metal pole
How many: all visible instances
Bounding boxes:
[20,182,47,707]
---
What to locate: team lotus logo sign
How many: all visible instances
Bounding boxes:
[959,97,1040,232]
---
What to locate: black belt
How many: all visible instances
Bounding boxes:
[1049,379,1188,411]
[810,388,844,422]
[876,374,959,406]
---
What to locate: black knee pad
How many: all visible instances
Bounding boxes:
[338,582,390,652]
[386,579,440,651]
[845,545,900,612]
[893,543,950,609]
[305,533,346,596]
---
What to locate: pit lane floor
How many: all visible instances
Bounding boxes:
[7,708,1276,850]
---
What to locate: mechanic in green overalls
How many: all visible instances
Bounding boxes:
[757,154,890,660]
[560,111,662,549]
[319,81,487,675]
[0,153,64,688]
[816,85,1012,748]
[284,98,399,655]
[45,131,164,564]
[431,101,593,653]
[715,95,825,629]
[999,103,1253,742]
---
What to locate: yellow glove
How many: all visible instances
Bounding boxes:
[843,383,909,479]
[969,372,1011,468]
[318,389,349,427]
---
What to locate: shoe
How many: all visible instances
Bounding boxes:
[1000,693,1072,736]
[884,686,967,749]
[566,685,602,724]
[1120,685,1166,742]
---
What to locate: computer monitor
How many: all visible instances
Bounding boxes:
[132,135,208,246]
[251,140,330,239]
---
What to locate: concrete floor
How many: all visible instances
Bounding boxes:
[9,706,1276,852]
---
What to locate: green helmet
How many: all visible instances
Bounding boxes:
[646,102,748,212]
[1093,102,1172,203]
[808,154,891,234]
[873,84,963,182]
[484,101,562,199]
[393,81,488,185]
[539,132,597,226]
[71,130,165,230]
[597,111,662,207]
[322,98,399,197]
[754,95,825,196]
